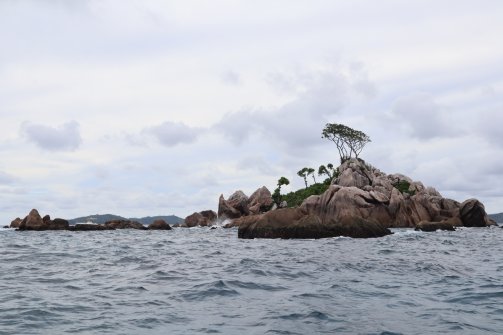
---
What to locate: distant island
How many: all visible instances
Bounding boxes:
[488,213,503,223]
[68,214,184,226]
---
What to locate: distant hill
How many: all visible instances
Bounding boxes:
[489,213,503,223]
[69,214,184,225]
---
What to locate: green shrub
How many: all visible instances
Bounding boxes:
[283,183,329,208]
[393,180,415,195]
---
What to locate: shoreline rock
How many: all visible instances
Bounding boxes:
[235,158,493,239]
[237,207,391,239]
[104,219,147,230]
[218,187,273,221]
[183,210,217,227]
[148,219,172,230]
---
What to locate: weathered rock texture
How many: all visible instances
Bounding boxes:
[104,220,147,230]
[218,187,273,220]
[10,217,22,228]
[299,159,492,229]
[17,209,70,231]
[69,224,114,231]
[148,219,172,230]
[183,210,217,227]
[237,158,492,239]
[238,208,391,239]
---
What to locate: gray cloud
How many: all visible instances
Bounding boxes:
[215,68,349,151]
[20,121,82,151]
[0,171,17,185]
[477,105,503,148]
[144,121,202,147]
[221,71,241,86]
[390,92,457,140]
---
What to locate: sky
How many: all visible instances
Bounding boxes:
[1,0,503,223]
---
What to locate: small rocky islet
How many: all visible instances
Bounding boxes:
[6,159,496,238]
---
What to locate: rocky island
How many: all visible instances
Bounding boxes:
[6,122,497,238]
[212,158,495,239]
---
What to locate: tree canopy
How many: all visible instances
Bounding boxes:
[272,176,290,206]
[321,123,371,163]
[297,168,309,188]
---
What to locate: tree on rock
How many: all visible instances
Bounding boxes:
[272,177,290,206]
[321,123,371,163]
[307,168,316,184]
[318,163,339,184]
[297,168,309,188]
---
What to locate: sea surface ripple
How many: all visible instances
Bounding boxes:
[1,226,503,334]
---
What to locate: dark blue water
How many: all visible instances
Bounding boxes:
[1,226,503,334]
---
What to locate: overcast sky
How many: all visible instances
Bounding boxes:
[1,0,502,223]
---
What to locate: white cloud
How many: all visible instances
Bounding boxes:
[20,121,82,151]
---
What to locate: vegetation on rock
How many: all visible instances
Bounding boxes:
[272,177,290,206]
[283,183,329,208]
[393,180,416,196]
[321,123,371,163]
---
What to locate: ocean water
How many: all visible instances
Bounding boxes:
[1,226,502,335]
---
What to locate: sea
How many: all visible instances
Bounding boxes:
[1,225,502,335]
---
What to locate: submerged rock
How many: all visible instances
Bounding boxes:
[415,218,459,232]
[70,224,114,231]
[104,220,147,230]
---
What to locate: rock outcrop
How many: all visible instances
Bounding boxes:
[236,158,492,239]
[299,159,491,229]
[248,186,274,214]
[183,210,217,227]
[17,209,69,231]
[148,219,172,230]
[10,217,22,228]
[415,218,459,232]
[218,187,274,220]
[104,220,147,230]
[459,199,493,227]
[69,224,114,231]
[237,207,391,239]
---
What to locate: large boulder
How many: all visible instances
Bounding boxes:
[238,207,391,239]
[248,186,274,214]
[148,219,172,230]
[49,218,70,230]
[219,187,274,221]
[218,194,242,219]
[184,212,208,227]
[227,190,249,215]
[104,220,147,230]
[200,210,217,223]
[459,199,490,227]
[10,217,22,228]
[18,209,45,230]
